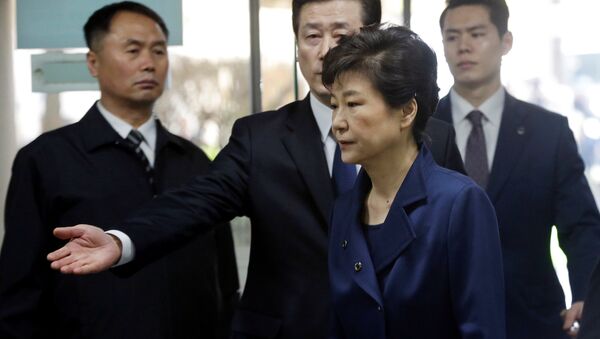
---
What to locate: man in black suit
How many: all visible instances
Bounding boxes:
[435,0,600,338]
[0,2,238,338]
[47,1,464,338]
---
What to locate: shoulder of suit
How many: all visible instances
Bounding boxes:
[426,164,479,197]
[235,99,303,128]
[17,121,80,155]
[510,95,568,124]
[425,116,453,131]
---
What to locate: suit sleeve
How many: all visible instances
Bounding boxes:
[118,118,252,266]
[0,150,52,338]
[448,184,506,339]
[579,260,600,338]
[214,222,240,336]
[553,118,600,302]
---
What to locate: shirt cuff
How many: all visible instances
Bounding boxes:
[105,230,135,267]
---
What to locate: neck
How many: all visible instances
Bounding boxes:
[312,91,331,107]
[99,97,153,128]
[453,79,502,108]
[365,140,419,205]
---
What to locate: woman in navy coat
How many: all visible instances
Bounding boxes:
[322,25,505,339]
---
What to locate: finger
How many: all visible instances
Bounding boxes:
[47,246,71,261]
[59,258,95,274]
[53,226,85,240]
[567,321,580,338]
[50,252,82,271]
[72,262,102,275]
[562,310,577,330]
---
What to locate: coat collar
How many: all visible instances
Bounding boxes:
[79,104,185,154]
[436,92,528,202]
[281,95,334,225]
[340,146,431,305]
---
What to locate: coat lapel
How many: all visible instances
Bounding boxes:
[343,171,384,306]
[486,93,529,202]
[373,150,427,273]
[281,96,334,225]
[342,148,430,306]
[79,103,125,153]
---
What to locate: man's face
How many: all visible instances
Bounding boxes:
[296,0,363,105]
[87,11,168,110]
[441,5,512,91]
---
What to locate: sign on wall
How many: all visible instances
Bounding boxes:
[17,0,182,49]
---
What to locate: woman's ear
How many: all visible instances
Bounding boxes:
[399,98,418,129]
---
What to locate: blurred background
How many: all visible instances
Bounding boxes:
[1,0,599,303]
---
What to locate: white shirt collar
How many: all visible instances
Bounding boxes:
[310,93,334,142]
[96,101,157,150]
[450,86,505,127]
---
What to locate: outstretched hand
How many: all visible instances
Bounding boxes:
[47,224,122,274]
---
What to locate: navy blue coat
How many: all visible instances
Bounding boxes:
[0,105,238,339]
[435,92,600,339]
[329,146,505,339]
[115,95,464,339]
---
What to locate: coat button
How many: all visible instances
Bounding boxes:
[341,240,348,249]
[354,261,362,272]
[377,305,382,312]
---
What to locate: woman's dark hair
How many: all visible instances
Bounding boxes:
[84,1,169,51]
[322,24,439,143]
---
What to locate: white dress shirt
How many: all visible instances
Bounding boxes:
[450,87,505,170]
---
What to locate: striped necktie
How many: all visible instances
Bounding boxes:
[126,129,155,187]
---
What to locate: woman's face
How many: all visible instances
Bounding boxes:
[330,72,414,166]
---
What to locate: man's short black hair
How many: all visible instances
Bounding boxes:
[292,0,381,36]
[84,1,169,51]
[322,24,439,143]
[440,0,509,36]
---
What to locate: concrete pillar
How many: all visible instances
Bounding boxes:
[0,0,17,247]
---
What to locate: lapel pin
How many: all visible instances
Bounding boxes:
[517,126,525,135]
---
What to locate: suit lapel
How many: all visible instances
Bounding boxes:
[436,93,529,202]
[281,96,334,225]
[486,93,529,202]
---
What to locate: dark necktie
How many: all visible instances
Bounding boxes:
[464,110,489,188]
[126,129,155,187]
[332,143,357,197]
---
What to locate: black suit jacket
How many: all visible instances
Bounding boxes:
[435,92,600,339]
[579,260,600,339]
[117,95,464,339]
[0,104,239,339]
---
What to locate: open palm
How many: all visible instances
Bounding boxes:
[47,224,121,274]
